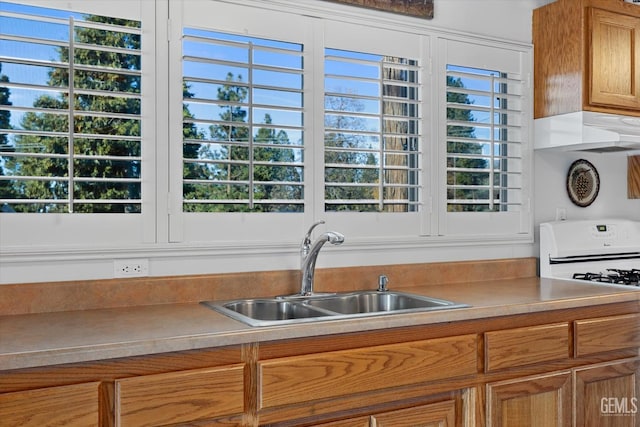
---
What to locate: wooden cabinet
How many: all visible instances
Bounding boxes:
[371,400,457,427]
[313,398,459,427]
[485,313,640,427]
[589,8,640,110]
[574,313,640,357]
[258,335,477,410]
[0,382,100,427]
[533,0,640,118]
[629,155,640,199]
[114,364,245,427]
[1,303,638,427]
[486,360,640,427]
[575,358,640,427]
[487,371,572,426]
[485,322,570,372]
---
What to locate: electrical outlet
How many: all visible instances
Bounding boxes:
[114,259,149,278]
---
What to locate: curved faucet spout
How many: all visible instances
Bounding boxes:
[300,230,344,296]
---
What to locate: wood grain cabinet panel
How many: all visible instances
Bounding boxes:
[574,313,640,357]
[372,400,456,427]
[313,416,372,427]
[487,371,572,427]
[533,0,640,117]
[0,381,100,427]
[485,323,570,372]
[258,335,477,409]
[574,358,640,427]
[312,400,457,427]
[115,364,245,427]
[629,155,640,199]
[589,8,640,110]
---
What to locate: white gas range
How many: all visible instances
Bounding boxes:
[540,219,640,288]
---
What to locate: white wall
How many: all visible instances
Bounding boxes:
[534,150,640,248]
[424,0,554,43]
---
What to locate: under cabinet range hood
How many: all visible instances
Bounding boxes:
[535,111,640,153]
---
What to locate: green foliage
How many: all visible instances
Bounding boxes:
[5,15,141,213]
[0,64,16,204]
[324,95,379,212]
[183,73,302,212]
[446,75,488,212]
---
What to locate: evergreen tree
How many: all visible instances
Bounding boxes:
[196,72,300,212]
[446,75,487,212]
[324,95,378,212]
[11,15,141,213]
[0,64,15,204]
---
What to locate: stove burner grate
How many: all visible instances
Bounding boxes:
[572,269,640,286]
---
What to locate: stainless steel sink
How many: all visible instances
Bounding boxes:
[202,291,469,327]
[217,299,333,324]
[304,291,462,314]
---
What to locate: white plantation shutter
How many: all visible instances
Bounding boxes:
[324,48,421,213]
[446,66,523,212]
[440,39,531,237]
[0,0,155,248]
[0,2,143,213]
[320,21,426,239]
[181,29,305,213]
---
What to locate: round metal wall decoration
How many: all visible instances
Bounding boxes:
[566,159,600,207]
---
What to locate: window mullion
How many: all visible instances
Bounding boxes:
[378,60,384,212]
[248,41,255,210]
[489,73,495,211]
[68,16,76,213]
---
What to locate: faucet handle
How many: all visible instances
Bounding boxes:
[377,275,389,292]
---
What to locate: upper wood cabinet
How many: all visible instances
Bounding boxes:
[589,8,640,110]
[533,0,640,118]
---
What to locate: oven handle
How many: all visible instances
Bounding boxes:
[549,252,640,264]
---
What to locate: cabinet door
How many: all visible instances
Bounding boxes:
[574,358,640,427]
[372,400,456,427]
[0,382,100,427]
[589,8,640,110]
[115,364,245,427]
[259,335,477,410]
[314,416,371,427]
[487,371,572,427]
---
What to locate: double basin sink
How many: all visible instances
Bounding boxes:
[202,290,469,327]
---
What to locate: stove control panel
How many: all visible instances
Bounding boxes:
[591,224,616,240]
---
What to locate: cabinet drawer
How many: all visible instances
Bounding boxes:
[574,313,640,357]
[115,364,245,427]
[0,382,99,427]
[485,323,569,372]
[258,334,477,409]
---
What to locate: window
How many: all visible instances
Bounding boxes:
[446,65,523,213]
[0,0,533,284]
[0,0,154,249]
[324,48,420,213]
[439,39,530,237]
[181,29,304,213]
[0,2,142,213]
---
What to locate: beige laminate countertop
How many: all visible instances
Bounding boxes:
[1,277,639,371]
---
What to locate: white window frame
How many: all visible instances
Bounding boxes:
[168,0,311,245]
[0,0,534,284]
[0,0,157,249]
[436,38,532,239]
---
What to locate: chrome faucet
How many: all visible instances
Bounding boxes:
[299,221,344,296]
